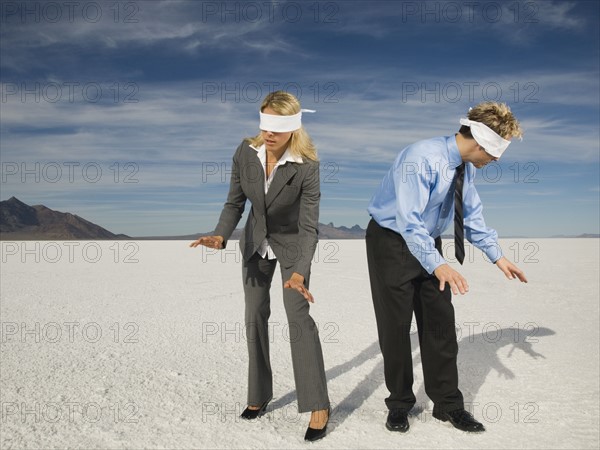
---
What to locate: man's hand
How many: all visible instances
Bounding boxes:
[434,264,469,295]
[284,272,314,303]
[495,256,528,283]
[189,235,224,249]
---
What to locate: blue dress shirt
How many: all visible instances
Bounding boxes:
[367,135,503,274]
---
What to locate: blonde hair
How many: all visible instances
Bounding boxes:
[461,101,523,140]
[247,90,318,162]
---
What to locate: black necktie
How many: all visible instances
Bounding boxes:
[454,163,465,265]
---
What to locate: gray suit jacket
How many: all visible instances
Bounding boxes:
[214,140,320,279]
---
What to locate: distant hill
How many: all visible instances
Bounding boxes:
[319,222,365,239]
[0,197,366,240]
[2,198,596,240]
[0,197,129,240]
[135,221,366,240]
[550,233,600,238]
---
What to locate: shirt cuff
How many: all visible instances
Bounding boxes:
[482,243,503,264]
[415,249,446,274]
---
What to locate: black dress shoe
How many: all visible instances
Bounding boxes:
[433,408,485,432]
[240,399,270,420]
[386,409,409,432]
[304,407,330,442]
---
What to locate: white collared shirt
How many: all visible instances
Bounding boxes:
[250,144,303,259]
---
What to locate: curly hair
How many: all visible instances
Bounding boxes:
[459,101,523,140]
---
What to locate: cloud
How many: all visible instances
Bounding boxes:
[2,66,598,180]
[326,0,586,41]
[1,0,596,235]
[535,1,582,29]
[0,1,318,74]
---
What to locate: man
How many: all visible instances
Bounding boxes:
[366,101,528,433]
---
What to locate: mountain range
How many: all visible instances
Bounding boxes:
[2,198,597,240]
[0,198,366,240]
[0,197,130,240]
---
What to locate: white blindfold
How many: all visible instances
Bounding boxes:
[259,109,315,132]
[460,118,511,158]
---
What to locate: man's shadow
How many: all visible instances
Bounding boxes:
[410,326,556,415]
[270,326,555,431]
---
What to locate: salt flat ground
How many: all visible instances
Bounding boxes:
[0,239,598,449]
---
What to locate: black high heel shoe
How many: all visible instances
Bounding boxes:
[304,407,330,442]
[240,398,270,420]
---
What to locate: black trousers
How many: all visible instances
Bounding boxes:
[365,219,464,414]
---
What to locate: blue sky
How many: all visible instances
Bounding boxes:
[1,0,598,237]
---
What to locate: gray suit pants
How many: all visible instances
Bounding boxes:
[242,252,330,413]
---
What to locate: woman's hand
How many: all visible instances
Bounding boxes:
[284,272,314,303]
[189,236,224,249]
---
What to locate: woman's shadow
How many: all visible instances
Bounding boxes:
[269,340,382,412]
[270,325,555,431]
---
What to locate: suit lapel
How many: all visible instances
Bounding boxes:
[248,148,266,212]
[265,163,297,208]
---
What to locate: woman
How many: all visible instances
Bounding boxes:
[190,91,330,441]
